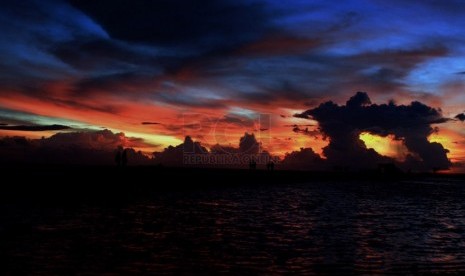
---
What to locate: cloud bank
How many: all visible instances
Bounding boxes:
[154,133,274,168]
[0,130,151,165]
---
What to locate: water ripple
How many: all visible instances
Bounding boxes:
[2,180,465,274]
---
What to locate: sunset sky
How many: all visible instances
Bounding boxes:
[1,0,465,171]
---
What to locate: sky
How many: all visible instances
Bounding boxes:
[1,0,465,171]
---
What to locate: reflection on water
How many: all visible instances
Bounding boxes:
[2,179,465,274]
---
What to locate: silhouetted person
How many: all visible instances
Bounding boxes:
[267,160,275,171]
[122,148,128,167]
[115,148,122,167]
[249,158,256,170]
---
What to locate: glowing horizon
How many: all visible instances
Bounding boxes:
[1,0,465,171]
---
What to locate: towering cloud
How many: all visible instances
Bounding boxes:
[154,133,273,168]
[295,92,451,171]
[239,133,260,154]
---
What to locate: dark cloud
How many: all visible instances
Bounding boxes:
[141,122,161,125]
[0,0,453,113]
[351,46,448,67]
[210,144,239,155]
[70,72,153,96]
[50,98,122,114]
[0,130,152,165]
[154,133,274,168]
[68,0,271,49]
[239,133,260,154]
[161,122,206,135]
[219,115,255,128]
[0,0,464,173]
[0,1,165,102]
[292,126,320,137]
[388,0,465,15]
[281,148,326,170]
[294,113,310,119]
[0,124,70,131]
[210,133,263,156]
[154,92,228,109]
[153,136,209,167]
[0,0,107,86]
[51,39,161,71]
[43,129,148,150]
[166,45,449,109]
[295,92,451,171]
[457,71,465,75]
[346,91,371,107]
[455,113,465,121]
[284,124,315,127]
[236,35,322,56]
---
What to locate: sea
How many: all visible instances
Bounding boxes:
[2,177,465,274]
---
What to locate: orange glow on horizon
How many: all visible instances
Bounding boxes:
[1,88,465,173]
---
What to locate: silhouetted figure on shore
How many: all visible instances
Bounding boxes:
[122,148,128,167]
[267,160,275,171]
[249,158,257,170]
[115,148,122,167]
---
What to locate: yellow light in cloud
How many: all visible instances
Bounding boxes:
[359,132,409,161]
[428,130,465,173]
[428,132,451,148]
[428,131,463,163]
[111,128,182,153]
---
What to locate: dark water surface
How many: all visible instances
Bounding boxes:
[2,178,465,274]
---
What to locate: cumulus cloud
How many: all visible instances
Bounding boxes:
[239,133,260,154]
[0,130,152,165]
[43,129,138,150]
[154,133,274,168]
[153,136,208,166]
[1,0,464,167]
[281,148,326,170]
[295,92,451,171]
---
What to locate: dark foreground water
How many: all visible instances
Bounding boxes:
[2,178,465,274]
